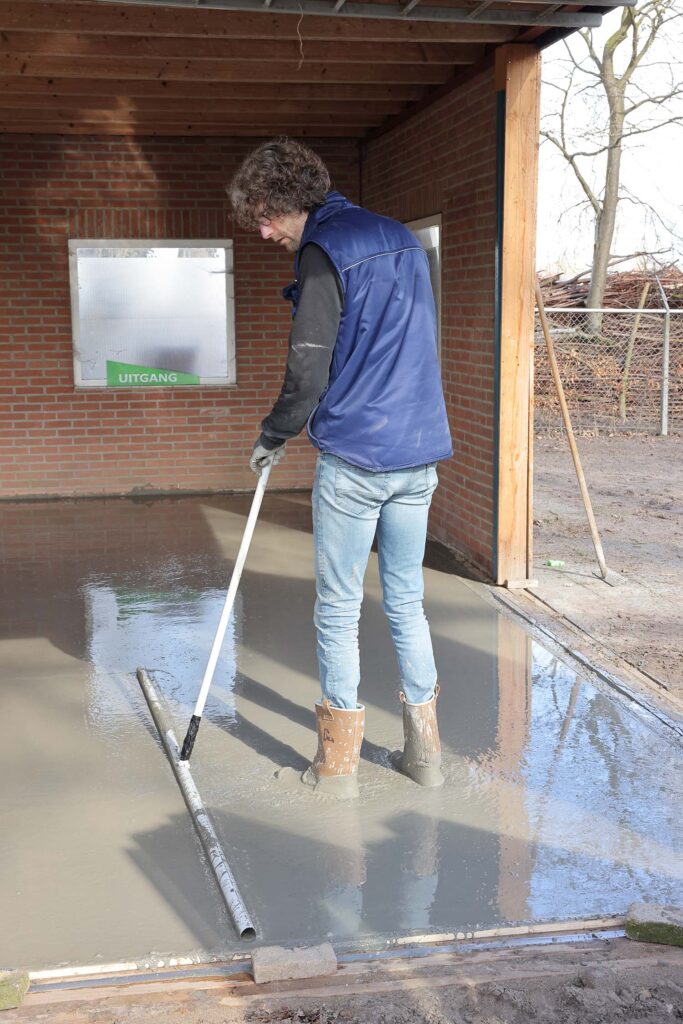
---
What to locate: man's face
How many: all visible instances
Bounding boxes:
[257,210,308,253]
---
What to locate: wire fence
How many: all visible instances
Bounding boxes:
[535,307,683,435]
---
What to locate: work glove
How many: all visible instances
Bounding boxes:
[250,437,286,476]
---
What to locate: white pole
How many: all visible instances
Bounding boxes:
[180,460,273,760]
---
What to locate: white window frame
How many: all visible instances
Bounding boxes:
[405,214,442,360]
[68,238,236,389]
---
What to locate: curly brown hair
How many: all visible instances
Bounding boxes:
[229,138,331,230]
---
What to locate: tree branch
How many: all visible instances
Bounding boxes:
[624,84,683,117]
[552,112,683,157]
[578,28,602,73]
[619,183,683,244]
[540,129,600,213]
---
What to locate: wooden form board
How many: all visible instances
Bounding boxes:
[495,44,541,586]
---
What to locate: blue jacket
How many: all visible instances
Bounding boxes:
[289,192,452,472]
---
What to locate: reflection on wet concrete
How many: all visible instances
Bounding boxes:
[1,493,682,970]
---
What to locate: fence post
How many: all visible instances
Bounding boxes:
[655,276,670,437]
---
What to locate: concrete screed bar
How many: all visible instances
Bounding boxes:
[134,461,275,939]
[136,667,256,941]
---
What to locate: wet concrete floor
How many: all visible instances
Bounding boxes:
[1,493,682,970]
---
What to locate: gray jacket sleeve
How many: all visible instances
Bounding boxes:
[259,243,343,449]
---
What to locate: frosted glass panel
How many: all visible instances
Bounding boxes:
[406,217,441,359]
[69,241,235,387]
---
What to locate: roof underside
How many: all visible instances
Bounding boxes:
[0,0,630,138]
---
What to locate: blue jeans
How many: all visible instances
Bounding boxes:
[312,454,439,710]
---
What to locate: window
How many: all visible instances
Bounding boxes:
[68,240,235,388]
[405,215,442,358]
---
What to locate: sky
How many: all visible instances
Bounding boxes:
[536,2,683,276]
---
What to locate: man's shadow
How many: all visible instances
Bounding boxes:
[215,672,390,770]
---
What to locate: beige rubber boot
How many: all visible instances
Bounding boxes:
[391,685,444,788]
[301,700,365,799]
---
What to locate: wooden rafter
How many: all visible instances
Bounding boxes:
[0,1,518,42]
[0,121,365,135]
[0,77,426,101]
[0,56,452,84]
[0,0,631,137]
[0,107,391,125]
[1,32,485,65]
[0,96,407,114]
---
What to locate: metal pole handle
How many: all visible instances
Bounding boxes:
[180,460,273,760]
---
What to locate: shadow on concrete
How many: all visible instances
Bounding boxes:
[231,674,390,768]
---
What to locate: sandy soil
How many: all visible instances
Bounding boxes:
[9,938,683,1024]
[532,434,683,697]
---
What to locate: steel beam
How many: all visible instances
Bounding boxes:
[97,0,608,30]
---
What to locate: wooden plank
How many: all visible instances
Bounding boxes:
[0,55,451,83]
[367,53,492,139]
[495,44,541,586]
[0,107,385,125]
[0,122,364,136]
[0,95,406,115]
[1,31,484,65]
[0,1,517,43]
[0,77,426,101]
[527,311,534,580]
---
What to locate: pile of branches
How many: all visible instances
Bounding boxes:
[538,267,683,309]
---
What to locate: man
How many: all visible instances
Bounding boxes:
[230,139,452,800]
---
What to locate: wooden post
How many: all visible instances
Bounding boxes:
[494,45,541,587]
[619,282,650,423]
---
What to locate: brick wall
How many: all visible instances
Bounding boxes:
[2,78,499,577]
[363,65,498,577]
[1,134,358,498]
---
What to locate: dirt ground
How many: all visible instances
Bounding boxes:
[10,937,683,1024]
[531,434,683,698]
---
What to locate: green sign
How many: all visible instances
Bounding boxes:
[106,360,200,387]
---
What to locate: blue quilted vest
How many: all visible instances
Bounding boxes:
[286,191,452,472]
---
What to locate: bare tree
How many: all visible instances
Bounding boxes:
[541,0,683,322]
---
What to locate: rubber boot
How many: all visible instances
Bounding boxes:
[300,700,365,799]
[391,685,444,788]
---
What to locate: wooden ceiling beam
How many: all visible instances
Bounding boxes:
[0,1,518,43]
[0,107,388,125]
[0,77,425,101]
[0,121,366,136]
[2,31,484,65]
[0,56,451,84]
[0,95,406,115]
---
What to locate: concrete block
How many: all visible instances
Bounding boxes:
[0,970,30,1010]
[252,942,337,985]
[625,903,683,947]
